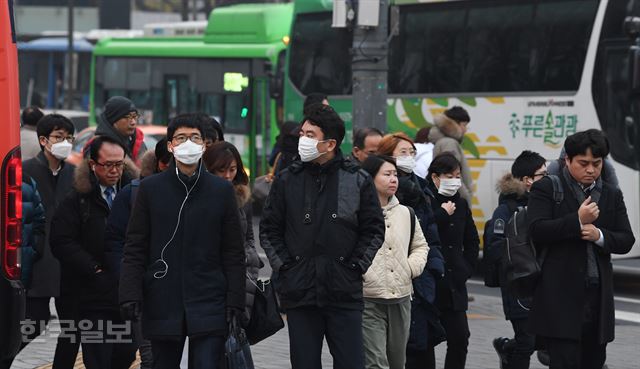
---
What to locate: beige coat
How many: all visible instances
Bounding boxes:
[363,196,429,299]
[428,114,473,205]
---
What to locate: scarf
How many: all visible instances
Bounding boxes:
[562,167,602,285]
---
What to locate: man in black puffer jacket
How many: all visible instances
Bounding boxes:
[260,105,385,369]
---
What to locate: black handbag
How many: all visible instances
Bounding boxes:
[245,278,284,345]
[222,316,255,369]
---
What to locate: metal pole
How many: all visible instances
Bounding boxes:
[351,0,388,134]
[66,0,74,110]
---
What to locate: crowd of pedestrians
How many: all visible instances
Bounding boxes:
[8,99,634,369]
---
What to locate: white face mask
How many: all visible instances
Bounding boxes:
[298,136,326,162]
[171,139,204,165]
[49,140,73,160]
[438,177,462,197]
[396,155,416,173]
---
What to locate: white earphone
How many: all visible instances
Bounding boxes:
[153,161,203,279]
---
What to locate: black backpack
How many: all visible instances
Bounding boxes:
[503,175,563,299]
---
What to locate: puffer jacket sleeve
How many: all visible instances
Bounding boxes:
[259,174,293,271]
[349,173,385,274]
[408,213,429,279]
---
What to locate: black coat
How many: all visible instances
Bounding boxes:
[119,162,246,339]
[428,181,480,312]
[527,175,635,344]
[259,152,385,310]
[49,159,137,311]
[23,152,75,298]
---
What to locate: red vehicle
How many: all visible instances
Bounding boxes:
[0,0,26,366]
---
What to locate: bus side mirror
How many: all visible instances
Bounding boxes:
[625,17,640,95]
[629,46,640,95]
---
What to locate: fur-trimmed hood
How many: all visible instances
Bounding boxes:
[429,114,465,143]
[496,173,527,198]
[139,151,158,178]
[73,157,140,194]
[235,184,251,208]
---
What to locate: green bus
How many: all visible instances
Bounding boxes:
[89,2,293,175]
[285,0,640,257]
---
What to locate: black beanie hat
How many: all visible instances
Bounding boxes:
[104,96,137,125]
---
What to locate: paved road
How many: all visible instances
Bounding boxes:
[10,217,639,369]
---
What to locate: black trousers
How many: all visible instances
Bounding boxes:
[80,310,137,369]
[287,306,364,369]
[438,309,470,369]
[504,318,535,369]
[53,296,81,369]
[151,334,225,369]
[546,286,606,369]
[405,346,435,369]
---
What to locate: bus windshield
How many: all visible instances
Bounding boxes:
[94,56,251,132]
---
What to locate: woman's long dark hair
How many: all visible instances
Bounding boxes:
[202,141,249,186]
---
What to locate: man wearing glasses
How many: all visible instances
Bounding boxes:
[95,96,147,164]
[483,150,547,369]
[22,114,79,367]
[119,114,245,368]
[50,136,139,369]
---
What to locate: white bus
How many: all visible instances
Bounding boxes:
[285,0,640,257]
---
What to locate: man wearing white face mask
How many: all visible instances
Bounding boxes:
[260,105,385,369]
[426,152,480,369]
[120,114,246,369]
[23,114,81,368]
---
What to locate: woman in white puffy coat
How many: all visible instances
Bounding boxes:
[361,155,429,369]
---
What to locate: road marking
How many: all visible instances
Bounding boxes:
[615,311,640,323]
[614,296,640,305]
[466,279,640,322]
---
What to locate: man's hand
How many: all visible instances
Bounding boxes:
[120,301,141,321]
[581,224,601,242]
[441,201,456,216]
[578,196,599,225]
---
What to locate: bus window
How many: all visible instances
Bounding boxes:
[289,12,352,95]
[95,56,255,127]
[388,0,599,94]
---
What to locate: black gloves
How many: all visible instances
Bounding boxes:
[120,301,141,321]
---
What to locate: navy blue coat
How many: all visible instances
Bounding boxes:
[483,173,531,320]
[397,173,446,350]
[119,162,246,339]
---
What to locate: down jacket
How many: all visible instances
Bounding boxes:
[260,152,386,311]
[428,114,473,205]
[363,196,428,299]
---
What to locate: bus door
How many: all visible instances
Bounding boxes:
[164,75,190,120]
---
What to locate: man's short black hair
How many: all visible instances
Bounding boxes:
[167,113,204,142]
[511,150,546,179]
[22,106,44,127]
[353,127,383,149]
[304,93,328,109]
[88,135,126,162]
[155,137,172,165]
[564,129,610,160]
[303,104,345,149]
[444,106,470,124]
[36,114,75,151]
